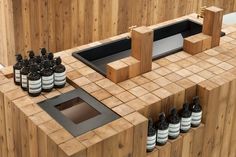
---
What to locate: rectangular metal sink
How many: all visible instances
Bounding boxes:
[38,88,120,137]
[72,19,225,76]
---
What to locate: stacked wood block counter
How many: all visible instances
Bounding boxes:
[1,13,236,157]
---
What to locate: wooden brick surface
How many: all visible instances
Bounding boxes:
[107,60,129,83]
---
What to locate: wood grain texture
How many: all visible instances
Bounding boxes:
[1,0,236,65]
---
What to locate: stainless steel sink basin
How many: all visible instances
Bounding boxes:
[38,88,120,137]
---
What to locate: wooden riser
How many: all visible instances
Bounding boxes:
[147,124,205,157]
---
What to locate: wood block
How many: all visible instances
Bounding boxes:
[152,88,174,115]
[108,118,134,157]
[112,104,135,116]
[28,112,52,157]
[77,131,103,157]
[4,88,27,157]
[19,103,42,157]
[124,112,148,157]
[0,74,9,85]
[58,139,87,157]
[157,142,171,157]
[104,84,125,95]
[176,79,197,103]
[91,89,111,101]
[197,80,219,157]
[107,60,129,83]
[94,125,118,157]
[125,98,148,116]
[38,120,63,157]
[0,82,18,157]
[121,56,141,78]
[197,33,212,51]
[47,129,73,157]
[222,78,236,157]
[0,65,13,78]
[169,136,183,157]
[192,124,205,157]
[12,96,37,157]
[102,96,122,108]
[184,35,203,55]
[139,93,161,121]
[203,6,223,47]
[118,80,138,90]
[164,83,185,110]
[147,148,159,157]
[181,129,194,157]
[131,26,153,73]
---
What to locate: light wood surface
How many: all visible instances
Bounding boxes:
[1,0,236,65]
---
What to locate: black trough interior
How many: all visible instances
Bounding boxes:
[72,19,225,76]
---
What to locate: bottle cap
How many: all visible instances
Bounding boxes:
[16,54,23,62]
[41,48,47,55]
[28,50,35,58]
[170,107,177,115]
[48,53,54,60]
[55,57,62,65]
[159,112,166,121]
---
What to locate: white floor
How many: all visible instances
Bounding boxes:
[223,12,236,25]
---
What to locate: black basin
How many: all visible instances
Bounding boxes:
[38,88,120,137]
[72,19,225,76]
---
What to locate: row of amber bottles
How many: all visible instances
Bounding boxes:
[13,48,66,97]
[147,96,202,152]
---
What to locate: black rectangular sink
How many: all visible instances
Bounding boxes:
[72,19,225,76]
[38,88,120,137]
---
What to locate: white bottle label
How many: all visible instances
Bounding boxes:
[169,123,180,137]
[28,79,42,93]
[55,79,66,86]
[181,117,191,131]
[157,129,168,144]
[54,71,66,77]
[42,75,54,90]
[21,75,28,87]
[15,70,20,82]
[191,111,202,125]
[146,134,156,150]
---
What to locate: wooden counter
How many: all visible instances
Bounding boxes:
[1,14,236,157]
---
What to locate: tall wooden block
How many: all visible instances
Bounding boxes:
[107,60,129,83]
[121,56,141,78]
[28,112,52,157]
[124,112,148,157]
[0,82,17,157]
[184,35,203,55]
[4,88,27,157]
[131,26,153,73]
[202,6,223,47]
